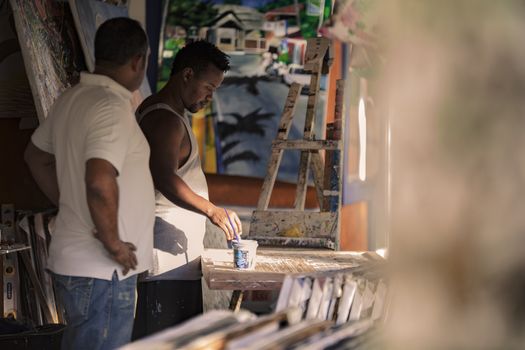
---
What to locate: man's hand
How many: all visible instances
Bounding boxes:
[208,206,242,241]
[94,231,138,275]
[107,240,138,276]
[86,158,137,275]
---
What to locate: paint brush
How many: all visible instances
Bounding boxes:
[224,208,241,242]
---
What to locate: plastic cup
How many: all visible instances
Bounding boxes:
[232,240,258,270]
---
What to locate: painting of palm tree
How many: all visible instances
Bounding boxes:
[216,107,274,168]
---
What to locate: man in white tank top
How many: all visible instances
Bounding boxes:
[132,41,242,338]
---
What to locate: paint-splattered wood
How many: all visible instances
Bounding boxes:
[248,237,335,250]
[271,140,341,150]
[294,151,312,210]
[304,37,331,70]
[295,39,328,210]
[202,248,368,291]
[310,151,326,208]
[322,79,345,213]
[251,38,338,250]
[257,83,302,211]
[249,210,337,238]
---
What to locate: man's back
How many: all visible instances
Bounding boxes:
[25,17,154,349]
[32,72,155,281]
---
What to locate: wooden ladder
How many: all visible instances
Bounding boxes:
[248,38,345,250]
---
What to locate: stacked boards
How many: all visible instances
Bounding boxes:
[127,255,387,350]
[1,209,62,325]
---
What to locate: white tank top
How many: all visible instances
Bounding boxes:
[137,103,208,280]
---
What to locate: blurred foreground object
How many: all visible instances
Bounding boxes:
[383,0,525,348]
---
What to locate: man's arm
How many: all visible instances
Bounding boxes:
[141,113,242,240]
[24,141,59,206]
[85,158,137,275]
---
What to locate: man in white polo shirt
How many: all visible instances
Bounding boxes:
[24,18,154,350]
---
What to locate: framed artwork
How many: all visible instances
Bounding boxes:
[0,0,35,120]
[68,0,151,109]
[9,0,85,122]
[160,0,329,182]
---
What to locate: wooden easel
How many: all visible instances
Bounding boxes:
[248,38,345,250]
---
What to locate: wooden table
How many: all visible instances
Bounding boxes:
[202,248,372,311]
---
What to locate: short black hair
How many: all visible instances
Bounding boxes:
[170,40,230,77]
[95,17,148,66]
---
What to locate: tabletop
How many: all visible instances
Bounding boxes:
[202,248,374,291]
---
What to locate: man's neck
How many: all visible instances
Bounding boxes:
[93,65,131,91]
[158,80,185,116]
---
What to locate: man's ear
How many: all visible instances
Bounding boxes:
[182,67,194,83]
[130,54,145,72]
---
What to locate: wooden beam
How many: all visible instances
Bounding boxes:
[249,210,338,238]
[294,39,328,210]
[271,139,341,150]
[310,151,326,208]
[322,80,345,214]
[19,250,54,324]
[202,248,368,291]
[248,237,335,250]
[229,290,243,312]
[304,38,330,70]
[294,151,311,210]
[257,83,302,210]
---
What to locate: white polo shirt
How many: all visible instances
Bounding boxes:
[31,72,155,281]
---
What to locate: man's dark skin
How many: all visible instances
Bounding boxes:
[137,62,242,239]
[24,52,149,275]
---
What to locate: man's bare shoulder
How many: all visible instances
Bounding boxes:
[138,104,184,136]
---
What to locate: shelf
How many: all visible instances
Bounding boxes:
[0,243,31,255]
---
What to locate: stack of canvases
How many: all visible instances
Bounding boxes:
[267,264,388,349]
[14,211,62,325]
[123,258,387,350]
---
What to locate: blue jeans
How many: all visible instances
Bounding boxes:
[53,271,137,350]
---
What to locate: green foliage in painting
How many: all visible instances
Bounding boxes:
[166,0,218,32]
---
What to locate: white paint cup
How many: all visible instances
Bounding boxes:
[232,240,258,270]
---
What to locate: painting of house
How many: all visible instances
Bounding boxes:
[263,3,306,65]
[157,0,328,183]
[68,0,151,109]
[206,5,266,54]
[263,3,303,37]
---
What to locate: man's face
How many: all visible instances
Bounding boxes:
[132,51,149,91]
[183,64,224,113]
[125,48,149,92]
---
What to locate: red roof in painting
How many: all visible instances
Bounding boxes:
[264,3,304,19]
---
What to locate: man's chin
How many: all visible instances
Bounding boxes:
[188,104,204,113]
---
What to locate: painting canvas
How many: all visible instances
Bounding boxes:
[68,0,151,108]
[159,0,330,182]
[9,0,85,121]
[0,0,37,120]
